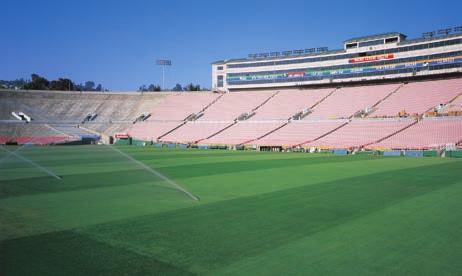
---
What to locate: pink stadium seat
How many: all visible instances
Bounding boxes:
[199,91,274,121]
[445,95,462,113]
[371,118,462,149]
[250,89,333,120]
[373,79,462,117]
[128,121,181,141]
[304,118,415,149]
[161,122,231,143]
[0,136,10,144]
[252,120,347,146]
[14,136,36,144]
[307,84,399,119]
[14,136,69,145]
[202,121,283,145]
[3,79,461,149]
[148,93,219,121]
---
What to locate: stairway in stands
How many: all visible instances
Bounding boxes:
[367,83,405,117]
[364,119,419,148]
[184,91,281,143]
[241,122,289,145]
[252,91,280,112]
[295,120,350,147]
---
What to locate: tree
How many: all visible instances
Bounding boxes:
[49,78,74,91]
[84,81,95,91]
[184,83,201,91]
[172,83,183,91]
[23,74,49,90]
[139,84,161,92]
[3,74,105,92]
[148,84,161,92]
[0,78,27,89]
[138,85,147,92]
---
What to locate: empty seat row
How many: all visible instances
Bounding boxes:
[161,121,232,143]
[252,120,347,146]
[372,78,462,117]
[201,121,285,145]
[371,118,462,149]
[304,118,415,149]
[309,84,400,119]
[198,91,273,121]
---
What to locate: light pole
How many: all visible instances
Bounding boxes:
[156,59,171,90]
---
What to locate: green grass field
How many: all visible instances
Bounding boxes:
[1,145,462,275]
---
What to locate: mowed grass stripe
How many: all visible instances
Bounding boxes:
[3,146,296,169]
[0,147,390,200]
[1,153,444,241]
[214,179,462,275]
[78,161,462,274]
[0,168,165,199]
[0,150,436,243]
[2,147,461,275]
[0,230,194,276]
[140,154,385,180]
[172,156,454,202]
[0,147,144,171]
[0,180,194,241]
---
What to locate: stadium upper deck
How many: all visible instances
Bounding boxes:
[212,29,462,91]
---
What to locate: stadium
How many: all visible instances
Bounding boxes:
[2,29,462,151]
[1,5,462,275]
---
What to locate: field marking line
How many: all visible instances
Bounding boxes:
[0,146,62,180]
[106,145,199,201]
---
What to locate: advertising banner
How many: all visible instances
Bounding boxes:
[348,54,394,64]
[227,55,462,84]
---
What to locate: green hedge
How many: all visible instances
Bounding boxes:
[356,151,374,155]
[447,150,462,158]
[132,139,149,146]
[423,150,438,157]
[115,139,130,145]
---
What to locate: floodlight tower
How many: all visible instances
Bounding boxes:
[156,59,171,90]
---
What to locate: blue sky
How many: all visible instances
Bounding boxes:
[2,0,461,91]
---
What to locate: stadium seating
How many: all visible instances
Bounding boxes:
[126,93,222,141]
[127,121,182,141]
[252,120,347,146]
[0,90,169,137]
[1,78,462,148]
[372,79,462,117]
[83,123,132,137]
[307,84,400,119]
[371,117,462,149]
[49,124,97,137]
[0,123,73,145]
[198,91,274,121]
[148,93,219,121]
[249,88,334,120]
[445,95,462,113]
[0,123,60,137]
[0,136,10,144]
[160,121,232,143]
[202,121,284,145]
[13,136,71,145]
[304,118,415,149]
